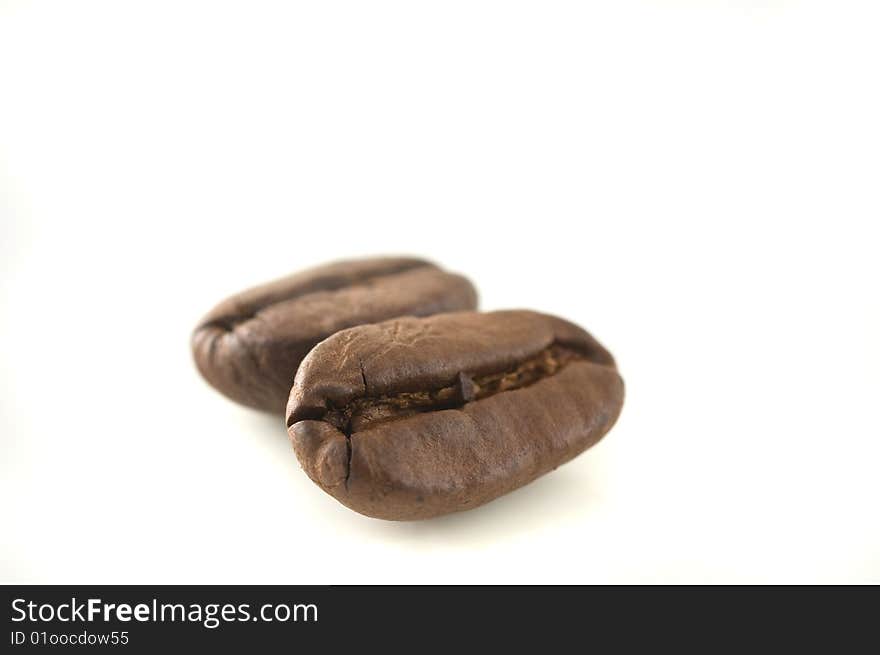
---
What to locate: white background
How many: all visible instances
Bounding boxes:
[2,1,878,584]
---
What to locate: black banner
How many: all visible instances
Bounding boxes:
[2,586,876,651]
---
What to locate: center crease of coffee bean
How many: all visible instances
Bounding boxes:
[204,261,431,331]
[318,344,588,436]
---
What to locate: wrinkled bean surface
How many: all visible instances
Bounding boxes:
[287,310,624,520]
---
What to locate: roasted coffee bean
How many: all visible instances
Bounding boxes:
[286,310,624,520]
[192,257,478,413]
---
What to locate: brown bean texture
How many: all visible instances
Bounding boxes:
[286,310,624,520]
[192,257,478,413]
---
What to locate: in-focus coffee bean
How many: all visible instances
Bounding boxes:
[192,257,478,413]
[286,310,624,520]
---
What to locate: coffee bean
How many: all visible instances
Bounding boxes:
[286,310,624,520]
[192,257,478,413]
